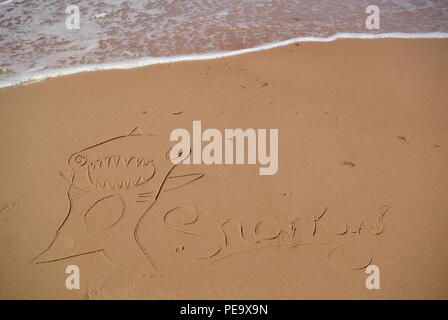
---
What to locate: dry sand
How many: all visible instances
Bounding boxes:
[0,39,447,299]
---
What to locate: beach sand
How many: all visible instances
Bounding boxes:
[0,38,447,299]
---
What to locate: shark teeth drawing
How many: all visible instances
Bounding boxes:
[87,154,155,190]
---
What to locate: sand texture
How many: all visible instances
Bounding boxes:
[0,39,447,299]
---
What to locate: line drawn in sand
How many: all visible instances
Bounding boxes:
[162,205,390,271]
[31,127,203,273]
[31,127,390,274]
[0,202,22,225]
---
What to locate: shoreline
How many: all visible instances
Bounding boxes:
[2,32,448,90]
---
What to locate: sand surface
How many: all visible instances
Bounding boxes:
[0,39,447,299]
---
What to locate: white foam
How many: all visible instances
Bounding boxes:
[0,0,13,6]
[95,13,107,19]
[1,32,447,89]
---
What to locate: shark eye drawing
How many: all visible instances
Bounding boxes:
[32,127,203,272]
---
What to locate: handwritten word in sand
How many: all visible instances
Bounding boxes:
[163,205,390,270]
[170,121,278,175]
[32,127,387,275]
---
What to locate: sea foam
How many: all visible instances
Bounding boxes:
[1,32,447,89]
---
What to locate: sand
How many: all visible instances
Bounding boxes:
[0,38,447,299]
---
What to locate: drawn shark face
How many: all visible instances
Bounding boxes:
[33,128,202,271]
[66,133,173,228]
[68,133,172,193]
[82,153,155,190]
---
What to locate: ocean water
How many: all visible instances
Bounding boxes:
[1,0,448,87]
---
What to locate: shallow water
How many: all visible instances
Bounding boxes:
[1,0,448,87]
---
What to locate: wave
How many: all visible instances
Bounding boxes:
[1,32,447,89]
